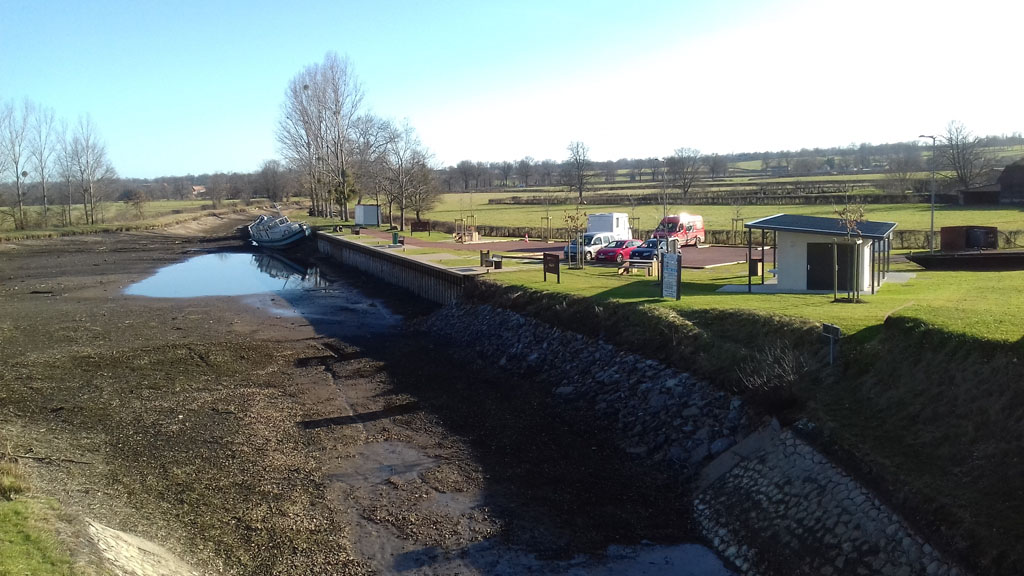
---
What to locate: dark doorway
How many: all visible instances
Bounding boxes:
[807,242,853,290]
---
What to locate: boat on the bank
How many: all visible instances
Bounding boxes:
[247,212,312,248]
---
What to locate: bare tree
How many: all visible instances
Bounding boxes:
[885,144,922,193]
[646,157,662,182]
[791,156,820,175]
[665,147,702,199]
[205,173,229,207]
[406,159,441,221]
[1,100,31,229]
[538,159,556,186]
[350,113,392,207]
[516,156,534,187]
[565,141,594,204]
[277,52,364,219]
[0,103,11,226]
[55,119,76,226]
[455,160,475,191]
[632,158,644,182]
[30,104,55,227]
[70,115,117,225]
[941,120,991,190]
[498,161,514,187]
[703,153,728,178]
[439,166,455,192]
[856,143,872,170]
[475,161,491,188]
[381,121,429,230]
[257,160,285,201]
[0,103,9,178]
[124,188,148,219]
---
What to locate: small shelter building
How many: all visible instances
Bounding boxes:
[997,158,1024,203]
[957,183,1002,205]
[744,214,897,294]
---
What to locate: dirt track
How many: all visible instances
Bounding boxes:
[0,216,718,575]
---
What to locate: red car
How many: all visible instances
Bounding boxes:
[594,239,643,263]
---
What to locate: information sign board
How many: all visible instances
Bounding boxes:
[661,253,681,300]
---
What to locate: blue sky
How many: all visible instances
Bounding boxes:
[3,0,1021,178]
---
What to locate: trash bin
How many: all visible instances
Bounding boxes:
[392,231,399,244]
[480,250,491,267]
[748,258,763,276]
[492,254,503,270]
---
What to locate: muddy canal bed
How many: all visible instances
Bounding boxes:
[0,220,731,575]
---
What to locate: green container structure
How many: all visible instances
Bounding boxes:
[392,232,399,244]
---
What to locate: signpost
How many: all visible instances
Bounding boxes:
[823,323,841,365]
[543,252,560,283]
[661,252,681,300]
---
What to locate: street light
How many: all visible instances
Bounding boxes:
[919,134,938,252]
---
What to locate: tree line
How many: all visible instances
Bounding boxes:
[5,55,1019,232]
[439,123,1022,197]
[275,52,440,230]
[0,100,116,230]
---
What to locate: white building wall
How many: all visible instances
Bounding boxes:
[775,231,875,291]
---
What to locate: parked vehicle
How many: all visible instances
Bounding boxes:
[563,232,616,261]
[586,212,632,241]
[651,213,705,247]
[594,239,643,263]
[629,238,667,261]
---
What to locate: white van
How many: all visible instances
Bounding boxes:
[586,212,632,241]
[563,232,616,261]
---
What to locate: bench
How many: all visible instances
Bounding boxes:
[619,259,657,277]
[410,221,431,234]
[485,254,503,270]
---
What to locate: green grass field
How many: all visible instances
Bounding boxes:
[0,199,252,232]
[0,461,73,576]
[426,193,1024,233]
[329,218,1024,343]
[483,255,1024,342]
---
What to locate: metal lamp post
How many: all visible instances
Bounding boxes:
[919,134,937,252]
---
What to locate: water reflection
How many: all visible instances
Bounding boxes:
[125,252,327,298]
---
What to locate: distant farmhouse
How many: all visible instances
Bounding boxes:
[191,185,206,199]
[958,159,1024,204]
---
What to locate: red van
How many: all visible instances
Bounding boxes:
[651,213,705,247]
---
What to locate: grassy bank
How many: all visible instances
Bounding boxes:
[813,318,1024,576]
[0,199,271,242]
[462,277,1024,576]
[0,458,73,575]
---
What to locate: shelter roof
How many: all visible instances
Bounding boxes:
[745,213,897,240]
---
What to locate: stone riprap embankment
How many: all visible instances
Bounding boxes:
[423,303,753,478]
[422,303,967,576]
[695,427,966,576]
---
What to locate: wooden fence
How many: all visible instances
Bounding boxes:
[316,233,479,305]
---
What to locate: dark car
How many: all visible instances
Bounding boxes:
[629,239,666,261]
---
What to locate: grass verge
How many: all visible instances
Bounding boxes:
[464,279,1024,576]
[0,458,74,575]
[809,317,1024,576]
